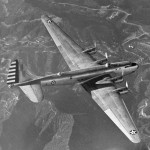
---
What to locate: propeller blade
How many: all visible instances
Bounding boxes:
[105,63,109,67]
[94,41,97,48]
[105,52,108,59]
[126,81,128,88]
[125,81,133,93]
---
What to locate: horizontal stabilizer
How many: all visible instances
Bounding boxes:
[7,59,43,103]
[20,83,43,103]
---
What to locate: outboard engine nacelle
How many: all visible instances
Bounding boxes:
[96,58,107,65]
[115,87,128,95]
[82,47,96,54]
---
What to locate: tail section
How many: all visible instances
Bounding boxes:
[7,60,44,103]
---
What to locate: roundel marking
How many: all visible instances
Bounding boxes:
[130,130,137,135]
[51,80,56,85]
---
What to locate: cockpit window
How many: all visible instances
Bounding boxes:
[131,63,137,66]
[109,62,132,68]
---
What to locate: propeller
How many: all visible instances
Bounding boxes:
[104,52,109,67]
[125,81,134,94]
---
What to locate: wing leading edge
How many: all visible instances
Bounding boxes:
[41,15,141,143]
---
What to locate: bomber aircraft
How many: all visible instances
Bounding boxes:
[6,15,141,143]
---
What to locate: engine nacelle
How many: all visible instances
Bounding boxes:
[96,58,107,65]
[115,87,128,95]
[110,76,123,83]
[82,47,96,54]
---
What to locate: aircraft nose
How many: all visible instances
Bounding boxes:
[131,62,139,69]
[129,62,139,73]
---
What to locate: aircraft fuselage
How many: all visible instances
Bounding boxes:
[40,61,138,86]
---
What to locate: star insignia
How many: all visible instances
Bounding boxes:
[130,130,137,135]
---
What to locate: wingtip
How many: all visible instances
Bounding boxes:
[41,15,53,22]
[130,134,141,143]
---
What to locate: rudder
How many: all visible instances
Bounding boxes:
[7,60,19,86]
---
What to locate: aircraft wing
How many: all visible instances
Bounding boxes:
[41,15,95,70]
[84,82,140,143]
[41,15,141,143]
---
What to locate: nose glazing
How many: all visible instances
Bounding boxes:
[131,63,139,69]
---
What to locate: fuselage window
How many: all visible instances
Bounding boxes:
[125,65,130,68]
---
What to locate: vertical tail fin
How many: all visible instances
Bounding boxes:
[7,60,19,86]
[7,60,44,103]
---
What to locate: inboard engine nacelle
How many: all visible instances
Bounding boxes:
[110,76,123,83]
